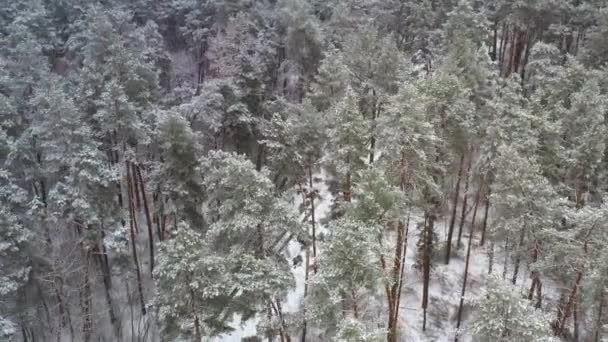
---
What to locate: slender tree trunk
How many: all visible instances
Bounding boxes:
[135,163,155,274]
[126,161,146,315]
[446,154,465,264]
[499,23,509,72]
[553,268,584,336]
[457,157,472,248]
[131,163,142,210]
[512,29,527,75]
[95,242,118,338]
[275,300,291,342]
[193,300,202,341]
[53,277,67,329]
[389,212,411,342]
[511,224,526,285]
[344,171,352,202]
[351,289,359,319]
[308,163,317,261]
[574,294,580,342]
[154,186,164,241]
[301,162,317,342]
[396,214,411,318]
[480,184,491,246]
[520,30,533,84]
[488,242,494,274]
[502,236,509,280]
[195,41,207,95]
[455,185,481,342]
[369,90,378,164]
[80,253,93,342]
[595,292,604,342]
[161,213,167,240]
[301,247,310,342]
[387,219,407,342]
[491,20,498,61]
[505,26,518,77]
[527,242,542,308]
[422,214,433,331]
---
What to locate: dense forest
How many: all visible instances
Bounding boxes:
[2,0,608,341]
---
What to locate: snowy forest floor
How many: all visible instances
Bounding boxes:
[214,171,561,342]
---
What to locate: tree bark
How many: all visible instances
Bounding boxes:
[126,161,146,315]
[446,154,465,264]
[455,185,481,341]
[491,20,498,61]
[387,219,407,342]
[390,212,411,342]
[95,241,119,338]
[301,247,310,342]
[527,241,542,308]
[308,163,317,261]
[80,252,93,342]
[422,214,433,331]
[502,236,509,280]
[594,292,604,342]
[511,223,526,285]
[480,184,491,246]
[488,242,494,274]
[131,162,142,210]
[553,264,585,336]
[574,294,580,342]
[457,157,472,248]
[135,163,155,274]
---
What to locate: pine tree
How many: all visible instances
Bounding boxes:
[0,173,32,340]
[156,150,303,340]
[469,275,557,342]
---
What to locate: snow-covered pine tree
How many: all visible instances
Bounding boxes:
[469,275,557,342]
[155,150,304,340]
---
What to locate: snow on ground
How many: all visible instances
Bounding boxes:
[215,173,556,341]
[214,170,332,341]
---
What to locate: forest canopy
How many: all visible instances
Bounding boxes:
[2,0,608,341]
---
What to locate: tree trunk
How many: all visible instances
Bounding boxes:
[155,186,164,241]
[504,26,518,77]
[135,163,155,274]
[131,163,142,210]
[520,30,533,84]
[511,224,526,285]
[80,252,93,342]
[491,20,498,61]
[455,185,481,341]
[301,162,317,342]
[527,242,542,308]
[574,294,580,342]
[53,275,74,341]
[389,212,411,342]
[553,269,584,336]
[499,23,509,72]
[126,161,146,315]
[95,241,119,338]
[595,292,604,342]
[502,236,509,280]
[446,154,465,264]
[480,185,491,246]
[308,163,317,261]
[457,157,472,248]
[369,90,378,164]
[387,219,407,342]
[488,242,494,274]
[301,247,310,342]
[422,214,433,331]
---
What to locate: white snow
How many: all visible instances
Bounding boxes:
[214,169,333,340]
[214,172,559,341]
